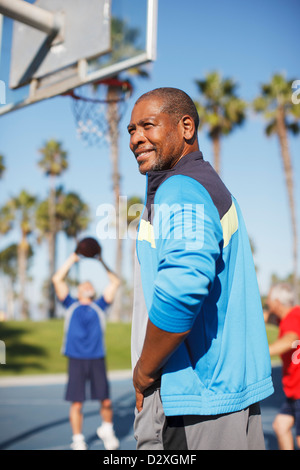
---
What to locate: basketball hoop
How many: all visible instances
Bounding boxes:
[64,78,133,147]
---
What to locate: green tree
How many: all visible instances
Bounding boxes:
[7,190,36,319]
[95,18,149,320]
[0,243,18,319]
[194,71,247,175]
[0,243,33,319]
[57,190,90,284]
[36,188,90,314]
[0,203,14,236]
[37,140,68,318]
[253,73,300,302]
[36,193,60,318]
[57,191,90,243]
[0,154,5,179]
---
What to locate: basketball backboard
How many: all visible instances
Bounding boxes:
[0,0,158,115]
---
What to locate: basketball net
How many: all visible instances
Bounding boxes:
[65,78,133,147]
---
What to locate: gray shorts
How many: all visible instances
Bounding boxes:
[134,387,266,450]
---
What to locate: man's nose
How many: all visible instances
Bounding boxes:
[130,127,146,148]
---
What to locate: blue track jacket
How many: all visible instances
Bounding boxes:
[131,151,274,416]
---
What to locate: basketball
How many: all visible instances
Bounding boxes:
[75,237,101,259]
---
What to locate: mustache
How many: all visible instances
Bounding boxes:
[134,146,156,157]
[80,289,95,299]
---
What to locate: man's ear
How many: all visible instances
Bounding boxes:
[181,115,196,142]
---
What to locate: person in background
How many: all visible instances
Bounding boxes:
[52,252,120,450]
[266,283,300,450]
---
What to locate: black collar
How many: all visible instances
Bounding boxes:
[147,150,204,194]
[144,151,204,221]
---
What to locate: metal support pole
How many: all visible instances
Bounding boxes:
[0,0,62,35]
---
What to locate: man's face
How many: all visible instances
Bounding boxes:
[128,97,185,174]
[78,282,95,300]
[266,292,279,316]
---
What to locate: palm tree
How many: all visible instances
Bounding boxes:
[57,191,90,284]
[38,140,68,317]
[253,73,300,302]
[0,155,5,179]
[71,18,149,320]
[57,191,90,243]
[0,243,18,319]
[36,192,59,318]
[194,71,247,175]
[0,200,15,318]
[0,203,14,236]
[0,243,33,319]
[90,18,149,320]
[7,190,36,319]
[108,20,149,320]
[36,188,90,314]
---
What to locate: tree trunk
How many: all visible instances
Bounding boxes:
[212,134,221,175]
[276,106,298,302]
[48,177,57,318]
[106,83,123,321]
[7,280,15,320]
[18,233,29,319]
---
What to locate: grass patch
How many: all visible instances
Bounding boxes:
[0,320,279,377]
[265,323,279,345]
[0,319,131,377]
[265,323,280,363]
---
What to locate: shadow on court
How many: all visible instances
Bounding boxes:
[0,376,136,450]
[0,366,290,450]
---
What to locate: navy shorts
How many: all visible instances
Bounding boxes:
[65,357,110,403]
[280,398,300,436]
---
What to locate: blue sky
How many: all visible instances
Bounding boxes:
[0,0,299,318]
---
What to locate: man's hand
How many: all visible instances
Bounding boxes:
[133,359,158,412]
[132,320,190,412]
[52,252,80,301]
[71,252,80,264]
[269,332,299,357]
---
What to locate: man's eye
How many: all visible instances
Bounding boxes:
[144,123,153,129]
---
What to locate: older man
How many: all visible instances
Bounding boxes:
[128,87,274,450]
[266,283,300,450]
[52,251,120,450]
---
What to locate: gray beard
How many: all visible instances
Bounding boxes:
[139,154,179,174]
[80,290,95,299]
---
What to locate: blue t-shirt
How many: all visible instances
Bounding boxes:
[61,294,109,359]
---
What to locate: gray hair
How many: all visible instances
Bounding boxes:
[269,283,295,306]
[136,87,200,134]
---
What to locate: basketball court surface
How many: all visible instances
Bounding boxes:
[0,366,294,451]
[0,370,136,450]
